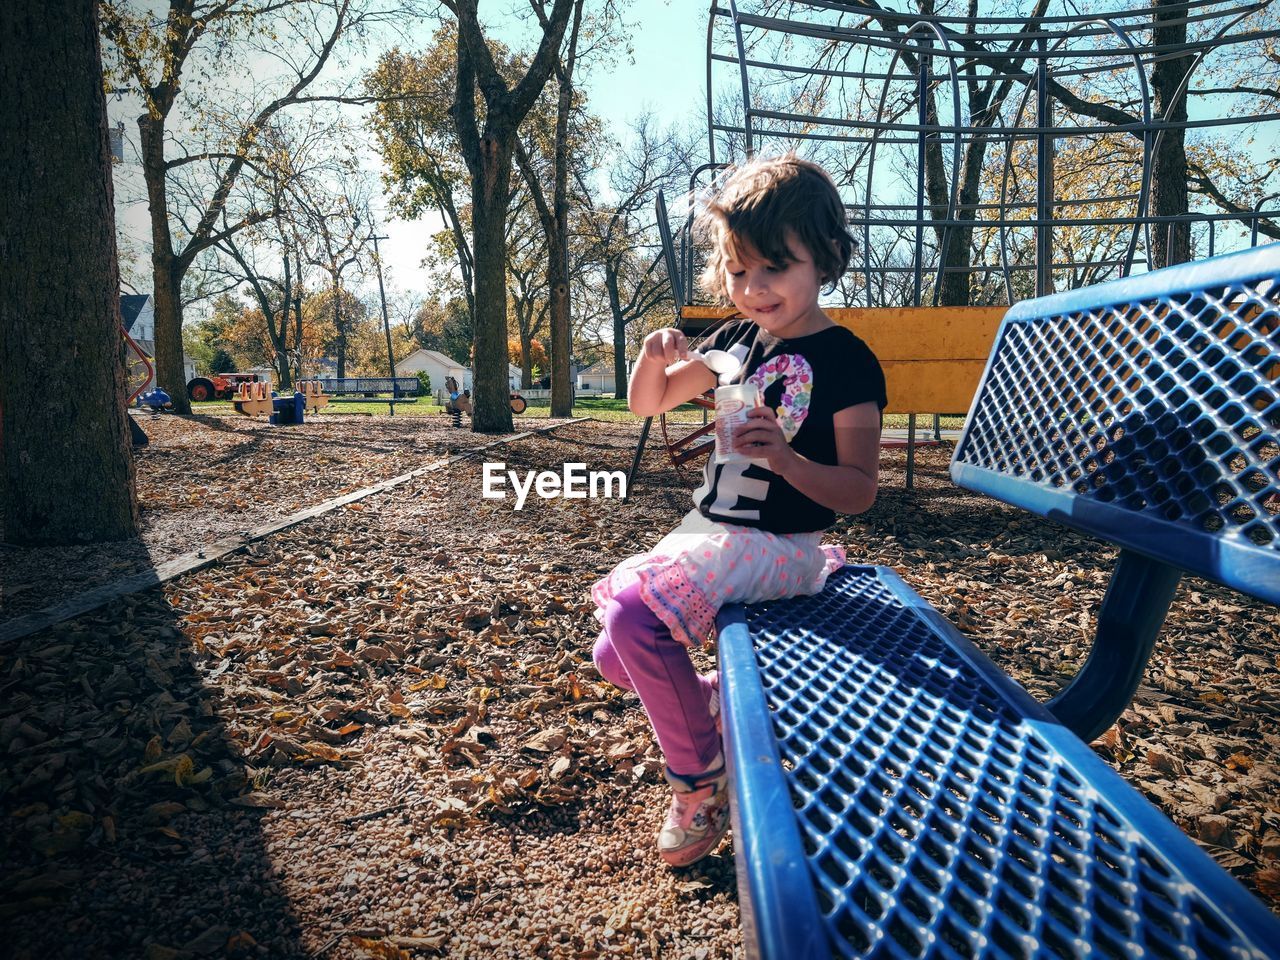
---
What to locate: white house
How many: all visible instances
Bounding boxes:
[398,349,525,393]
[398,348,470,391]
[576,361,617,394]
[120,293,196,390]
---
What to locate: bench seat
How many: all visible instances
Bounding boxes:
[717,243,1280,959]
[719,565,1279,959]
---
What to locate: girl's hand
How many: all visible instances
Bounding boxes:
[642,328,690,366]
[734,406,799,475]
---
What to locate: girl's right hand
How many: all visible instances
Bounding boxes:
[643,328,690,366]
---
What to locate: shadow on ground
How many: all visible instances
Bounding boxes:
[1,582,309,958]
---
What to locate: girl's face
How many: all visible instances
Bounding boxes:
[722,230,828,339]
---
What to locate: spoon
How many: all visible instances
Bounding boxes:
[690,348,742,384]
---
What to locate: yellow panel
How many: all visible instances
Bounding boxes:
[882,360,988,414]
[830,308,1006,361]
[676,305,1006,414]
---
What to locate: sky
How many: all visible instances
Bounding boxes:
[107,0,712,311]
[107,0,1278,318]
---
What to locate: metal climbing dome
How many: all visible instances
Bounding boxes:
[638,0,1280,486]
[689,0,1280,305]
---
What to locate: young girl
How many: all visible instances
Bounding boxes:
[591,154,888,867]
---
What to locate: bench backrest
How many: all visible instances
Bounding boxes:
[952,244,1280,605]
[314,376,420,396]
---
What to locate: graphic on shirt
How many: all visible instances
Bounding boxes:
[748,354,813,441]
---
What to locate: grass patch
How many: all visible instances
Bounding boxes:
[188,396,966,430]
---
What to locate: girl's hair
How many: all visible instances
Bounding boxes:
[695,153,854,304]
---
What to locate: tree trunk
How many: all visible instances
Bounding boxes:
[548,3,582,419]
[471,136,515,433]
[0,0,139,544]
[606,267,628,401]
[517,317,535,389]
[139,117,193,414]
[1150,0,1192,269]
[333,278,346,379]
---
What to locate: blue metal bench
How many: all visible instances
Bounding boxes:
[314,376,421,396]
[718,244,1280,959]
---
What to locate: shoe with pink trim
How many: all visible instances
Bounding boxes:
[658,756,729,867]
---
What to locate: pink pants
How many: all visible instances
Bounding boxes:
[592,583,720,777]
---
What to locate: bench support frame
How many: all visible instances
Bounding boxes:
[1046,549,1182,742]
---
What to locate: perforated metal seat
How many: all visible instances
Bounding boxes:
[719,244,1280,959]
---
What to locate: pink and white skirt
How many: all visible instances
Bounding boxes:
[592,510,846,648]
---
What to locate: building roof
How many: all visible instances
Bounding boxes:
[120,294,150,333]
[403,347,467,369]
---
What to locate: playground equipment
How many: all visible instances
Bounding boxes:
[122,325,154,447]
[139,388,173,413]
[442,377,529,425]
[640,0,1280,487]
[187,371,264,402]
[232,381,274,417]
[230,381,315,425]
[443,376,471,427]
[298,380,329,413]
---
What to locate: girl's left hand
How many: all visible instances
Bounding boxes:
[734,406,798,475]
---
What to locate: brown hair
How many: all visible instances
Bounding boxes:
[696,153,854,304]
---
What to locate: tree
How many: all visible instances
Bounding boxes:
[443,0,575,432]
[410,296,472,363]
[100,0,388,413]
[513,0,589,418]
[506,192,550,388]
[0,0,138,544]
[508,336,548,378]
[295,175,374,378]
[576,114,692,400]
[367,28,477,326]
[210,115,347,388]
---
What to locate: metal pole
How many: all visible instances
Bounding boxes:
[914,39,927,309]
[371,232,396,415]
[1035,50,1055,298]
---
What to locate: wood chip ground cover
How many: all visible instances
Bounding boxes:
[1,413,1277,959]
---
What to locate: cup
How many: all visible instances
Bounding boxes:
[714,383,766,464]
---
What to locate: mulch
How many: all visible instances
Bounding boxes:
[1,411,1277,959]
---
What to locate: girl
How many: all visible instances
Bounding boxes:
[591,154,888,867]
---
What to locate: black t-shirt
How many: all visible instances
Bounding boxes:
[693,318,887,533]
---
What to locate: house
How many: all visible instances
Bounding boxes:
[397,348,471,392]
[120,293,196,389]
[576,361,617,395]
[245,365,276,384]
[397,349,527,394]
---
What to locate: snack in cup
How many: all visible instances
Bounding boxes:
[714,383,767,465]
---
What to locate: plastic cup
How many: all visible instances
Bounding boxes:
[714,383,766,464]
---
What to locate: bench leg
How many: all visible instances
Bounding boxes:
[1046,549,1182,742]
[625,416,653,500]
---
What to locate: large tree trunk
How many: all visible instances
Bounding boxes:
[606,267,628,401]
[139,116,193,415]
[471,136,515,433]
[0,0,139,544]
[1150,0,1192,269]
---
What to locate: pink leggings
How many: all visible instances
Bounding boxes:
[592,583,720,777]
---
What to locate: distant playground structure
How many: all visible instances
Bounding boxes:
[642,0,1280,486]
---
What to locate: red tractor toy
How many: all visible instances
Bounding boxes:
[186,372,265,402]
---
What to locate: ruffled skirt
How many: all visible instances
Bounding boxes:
[592,510,845,648]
